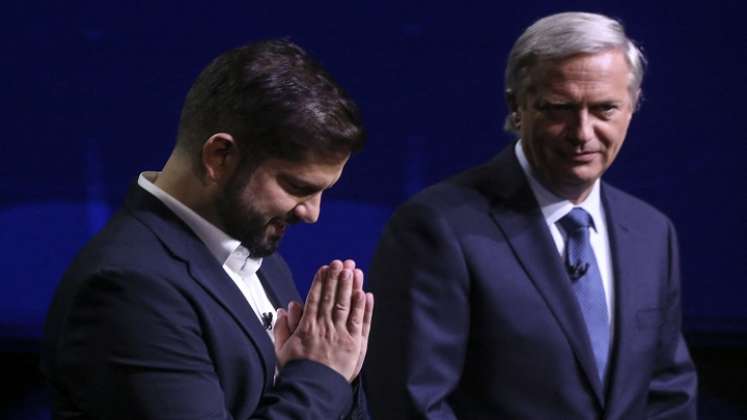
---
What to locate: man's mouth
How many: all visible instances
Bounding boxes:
[567,150,598,163]
[266,213,301,237]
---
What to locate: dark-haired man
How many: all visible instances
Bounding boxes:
[43,40,373,419]
[366,12,697,419]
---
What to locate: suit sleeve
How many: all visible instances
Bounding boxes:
[646,221,698,419]
[365,203,469,419]
[55,268,354,420]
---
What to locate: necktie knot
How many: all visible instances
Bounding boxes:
[559,207,594,233]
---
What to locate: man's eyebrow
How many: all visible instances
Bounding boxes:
[534,94,574,104]
[534,99,577,109]
[279,173,326,192]
[592,99,624,105]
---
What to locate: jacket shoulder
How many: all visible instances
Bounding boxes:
[397,160,499,217]
[603,183,673,225]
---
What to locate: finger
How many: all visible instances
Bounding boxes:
[273,308,290,353]
[352,293,374,380]
[361,292,374,339]
[347,289,366,337]
[342,259,356,270]
[333,269,354,325]
[303,265,327,320]
[352,268,364,292]
[319,260,343,320]
[287,300,303,332]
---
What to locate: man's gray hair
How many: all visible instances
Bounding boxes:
[504,12,646,132]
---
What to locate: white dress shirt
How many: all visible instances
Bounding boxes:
[138,172,277,341]
[514,141,615,328]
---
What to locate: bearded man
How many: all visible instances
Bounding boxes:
[42,39,373,420]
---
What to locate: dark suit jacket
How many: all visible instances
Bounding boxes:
[365,145,697,419]
[42,183,367,420]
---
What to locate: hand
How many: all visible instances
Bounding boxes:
[329,260,374,380]
[282,260,364,334]
[274,260,374,382]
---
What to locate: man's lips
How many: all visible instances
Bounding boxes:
[267,214,299,237]
[566,150,599,163]
[268,217,296,236]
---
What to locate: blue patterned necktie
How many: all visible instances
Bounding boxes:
[559,207,610,383]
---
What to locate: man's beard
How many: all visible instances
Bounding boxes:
[217,170,294,258]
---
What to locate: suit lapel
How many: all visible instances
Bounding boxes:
[257,255,300,310]
[485,147,606,405]
[257,269,282,308]
[602,185,647,411]
[186,253,278,384]
[124,184,277,385]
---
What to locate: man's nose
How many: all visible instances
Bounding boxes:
[571,109,594,144]
[294,193,321,223]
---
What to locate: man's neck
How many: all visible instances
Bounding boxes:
[540,179,593,205]
[154,154,223,231]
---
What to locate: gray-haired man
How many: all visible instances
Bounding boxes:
[366,12,697,419]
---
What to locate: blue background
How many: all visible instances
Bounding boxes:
[1,1,745,418]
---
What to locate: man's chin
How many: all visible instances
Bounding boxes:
[245,236,283,258]
[554,163,604,186]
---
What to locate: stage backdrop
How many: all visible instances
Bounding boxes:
[1,1,744,347]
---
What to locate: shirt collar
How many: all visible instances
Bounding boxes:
[137,171,262,272]
[514,140,603,231]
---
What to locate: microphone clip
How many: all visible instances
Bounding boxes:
[568,261,589,280]
[261,312,274,330]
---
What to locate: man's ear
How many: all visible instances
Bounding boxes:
[505,90,522,128]
[201,133,239,183]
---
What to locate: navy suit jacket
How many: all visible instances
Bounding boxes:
[365,145,697,419]
[42,183,367,419]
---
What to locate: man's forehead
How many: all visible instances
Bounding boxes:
[528,50,628,78]
[524,52,633,96]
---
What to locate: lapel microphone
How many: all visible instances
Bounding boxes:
[567,262,590,281]
[261,312,274,330]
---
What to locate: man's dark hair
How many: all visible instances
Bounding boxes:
[176,39,365,170]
